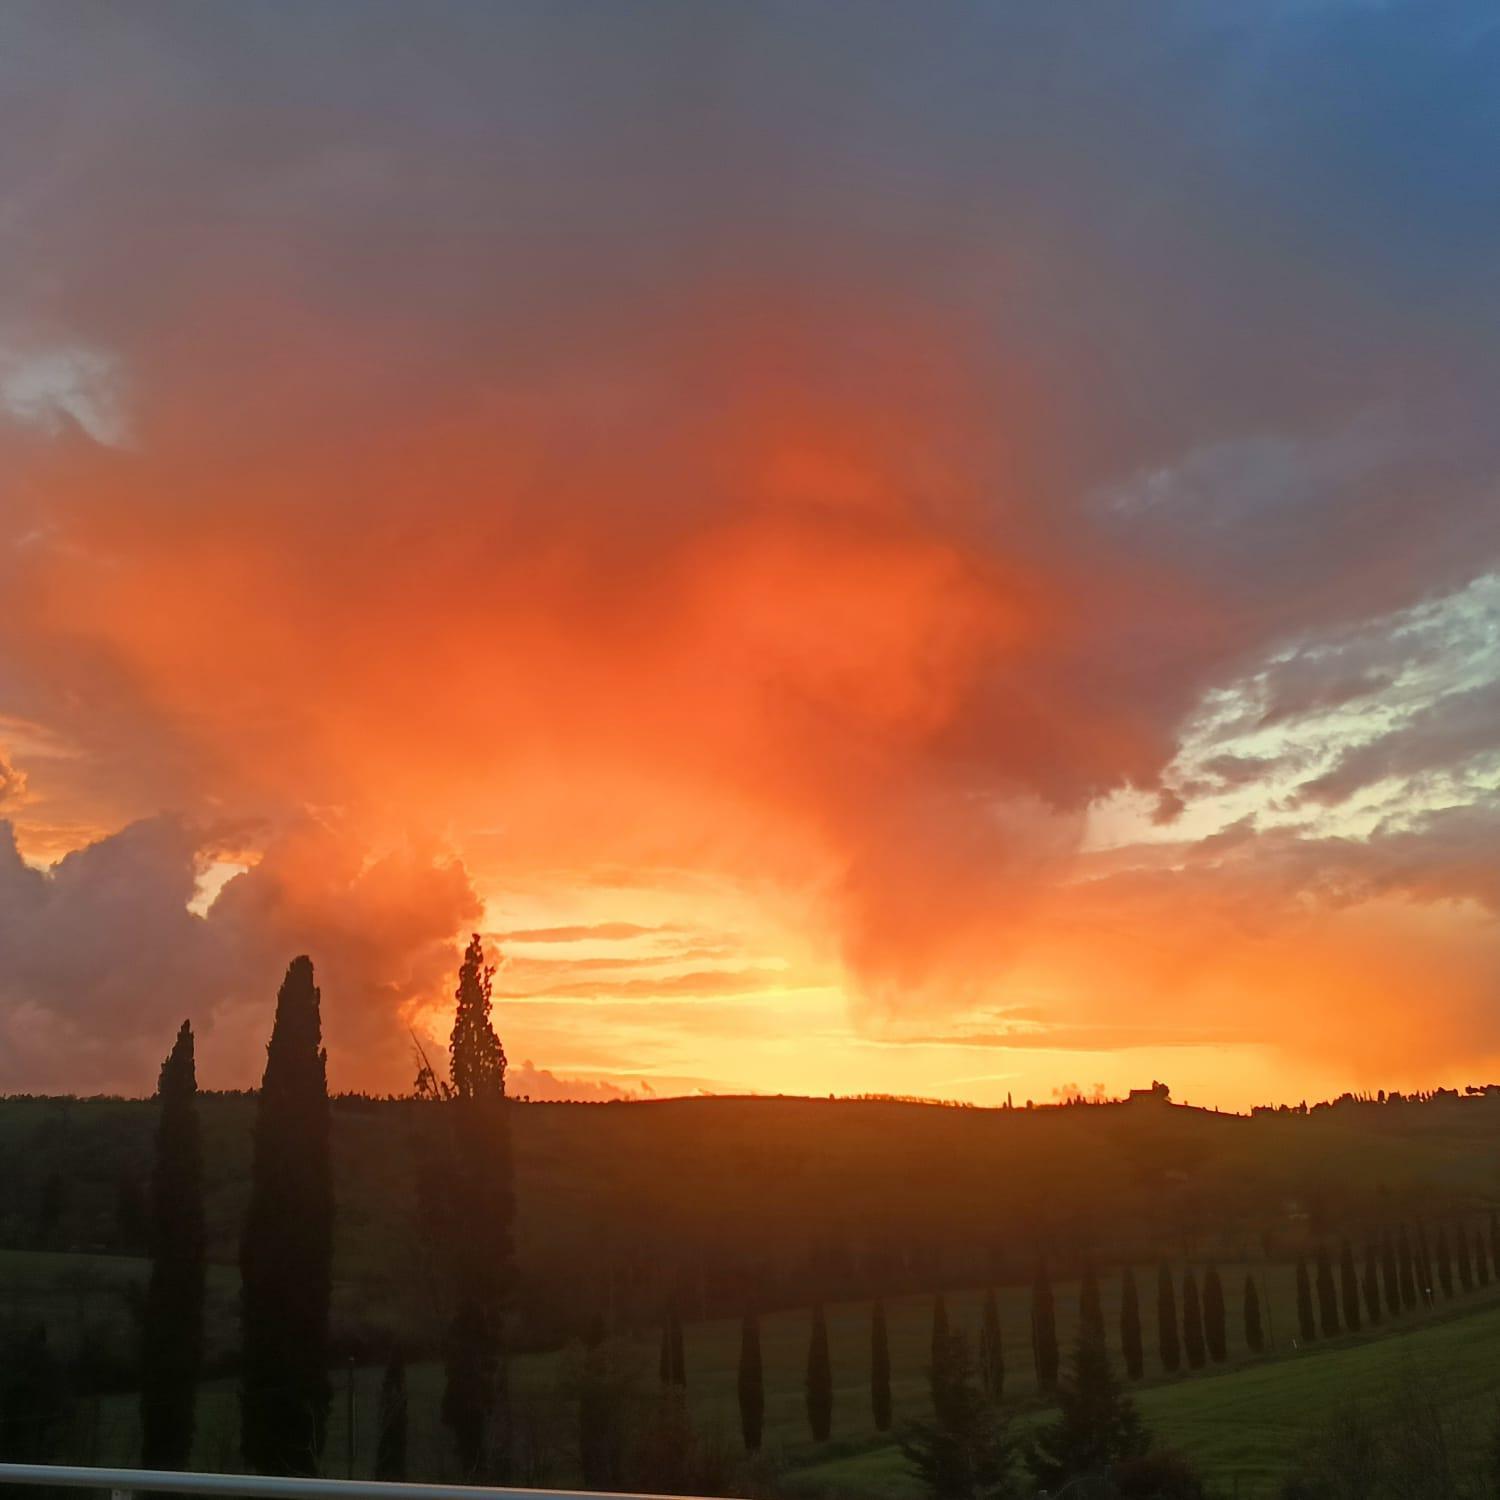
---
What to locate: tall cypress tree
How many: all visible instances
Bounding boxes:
[1491,1211,1500,1282]
[1181,1270,1205,1370]
[1119,1267,1143,1381]
[240,957,332,1475]
[806,1304,832,1442]
[979,1289,1005,1401]
[1025,1325,1147,1493]
[871,1300,892,1432]
[737,1309,764,1452]
[1202,1266,1226,1363]
[439,935,515,1477]
[1457,1223,1475,1291]
[931,1294,950,1376]
[1339,1240,1361,1332]
[658,1302,685,1388]
[1295,1256,1316,1343]
[1243,1275,1264,1354]
[1078,1263,1104,1350]
[1416,1221,1434,1305]
[1362,1242,1382,1325]
[1476,1223,1491,1287]
[1315,1245,1340,1338]
[375,1352,408,1482]
[1031,1261,1059,1391]
[1156,1263,1180,1374]
[141,1021,205,1472]
[1436,1227,1454,1298]
[1398,1224,1417,1309]
[1380,1230,1399,1315]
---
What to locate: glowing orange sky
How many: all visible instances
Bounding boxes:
[2,4,1498,1107]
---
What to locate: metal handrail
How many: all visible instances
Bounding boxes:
[0,1466,693,1500]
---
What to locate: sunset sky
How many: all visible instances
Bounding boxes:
[2,2,1498,1109]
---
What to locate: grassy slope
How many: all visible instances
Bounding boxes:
[787,1297,1500,1499]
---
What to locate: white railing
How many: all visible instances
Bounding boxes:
[0,1466,688,1500]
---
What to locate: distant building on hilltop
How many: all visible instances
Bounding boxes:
[1126,1080,1171,1106]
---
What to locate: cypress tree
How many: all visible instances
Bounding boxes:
[1025,1324,1147,1492]
[240,957,332,1476]
[1398,1224,1417,1310]
[1078,1263,1104,1350]
[1457,1223,1475,1291]
[1315,1245,1340,1338]
[1339,1240,1361,1332]
[1381,1230,1400,1315]
[1243,1275,1264,1354]
[439,935,515,1477]
[898,1329,1014,1500]
[979,1289,1004,1401]
[1031,1261,1059,1391]
[1416,1221,1434,1304]
[1362,1242,1382,1325]
[931,1294,950,1376]
[141,1021,205,1473]
[1295,1256,1316,1342]
[658,1303,685,1388]
[1202,1266,1226,1363]
[806,1303,832,1442]
[1436,1227,1454,1298]
[1181,1270,1205,1369]
[1476,1224,1491,1287]
[1156,1262,1180,1374]
[737,1309,763,1452]
[1119,1267,1143,1381]
[871,1299,892,1432]
[1491,1211,1499,1280]
[375,1352,408,1481]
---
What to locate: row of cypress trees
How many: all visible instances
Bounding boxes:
[137,939,515,1479]
[1293,1219,1495,1344]
[719,1226,1500,1452]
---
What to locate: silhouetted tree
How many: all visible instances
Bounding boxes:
[980,1289,1005,1401]
[806,1303,832,1442]
[1157,1263,1180,1374]
[932,1293,950,1376]
[1476,1224,1491,1287]
[1202,1267,1226,1363]
[439,935,515,1477]
[141,1020,204,1472]
[658,1302,685,1388]
[1381,1229,1400,1316]
[240,957,332,1476]
[1416,1221,1434,1304]
[1315,1245,1340,1338]
[1031,1262,1058,1391]
[578,1320,627,1491]
[1295,1256,1316,1343]
[1457,1223,1474,1292]
[1243,1275,1264,1354]
[375,1352,408,1482]
[1339,1240,1361,1333]
[1181,1270,1205,1369]
[1491,1211,1499,1281]
[737,1310,763,1452]
[1362,1242,1382,1325]
[1026,1324,1149,1493]
[1398,1224,1417,1310]
[1120,1267,1143,1380]
[899,1329,1018,1500]
[1079,1263,1104,1349]
[872,1300,893,1432]
[1436,1227,1454,1298]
